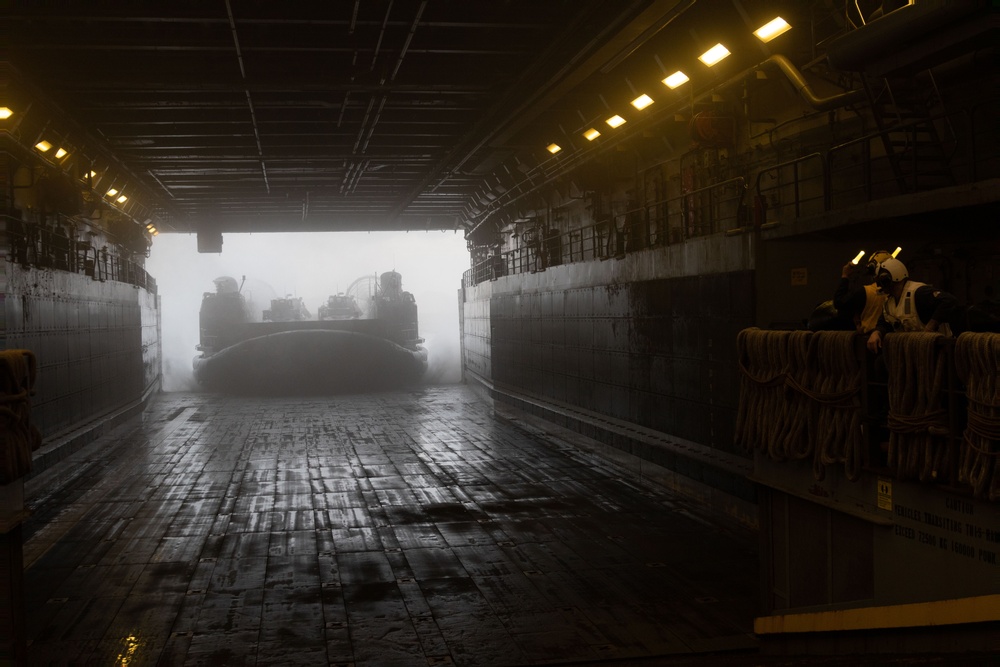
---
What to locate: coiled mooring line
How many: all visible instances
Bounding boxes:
[0,349,42,484]
[955,332,1000,501]
[736,328,864,481]
[883,332,950,483]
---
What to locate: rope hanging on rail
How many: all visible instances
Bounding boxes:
[0,349,42,484]
[810,331,865,481]
[883,332,950,484]
[955,332,1000,501]
[735,328,864,481]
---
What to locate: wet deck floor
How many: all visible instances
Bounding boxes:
[22,384,764,665]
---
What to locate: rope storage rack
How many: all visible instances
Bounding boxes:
[737,328,996,501]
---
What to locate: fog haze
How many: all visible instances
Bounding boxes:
[146,231,470,392]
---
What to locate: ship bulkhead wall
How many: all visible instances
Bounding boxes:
[462,232,759,527]
[1,258,160,470]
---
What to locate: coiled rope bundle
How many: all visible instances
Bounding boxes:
[736,328,863,480]
[0,349,42,483]
[883,332,950,483]
[955,332,1000,501]
[809,331,865,481]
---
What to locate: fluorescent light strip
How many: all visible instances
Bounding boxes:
[546,143,562,154]
[754,17,791,42]
[663,71,689,89]
[699,43,730,66]
[583,128,601,141]
[631,94,654,110]
[605,115,626,128]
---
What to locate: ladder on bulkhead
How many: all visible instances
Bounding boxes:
[861,69,956,194]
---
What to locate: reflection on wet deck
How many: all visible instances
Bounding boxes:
[23,385,758,665]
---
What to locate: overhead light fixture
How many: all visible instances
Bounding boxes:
[754,17,791,42]
[583,128,601,141]
[116,195,128,203]
[546,143,562,154]
[699,43,731,66]
[631,94,654,110]
[35,140,52,152]
[0,107,13,119]
[55,148,69,159]
[605,115,626,128]
[662,71,690,89]
[106,188,119,197]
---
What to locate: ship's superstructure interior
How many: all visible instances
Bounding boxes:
[1,0,998,663]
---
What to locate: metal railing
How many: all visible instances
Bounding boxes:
[1,214,157,294]
[464,177,748,287]
[463,103,997,288]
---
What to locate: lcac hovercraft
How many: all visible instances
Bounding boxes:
[193,272,427,394]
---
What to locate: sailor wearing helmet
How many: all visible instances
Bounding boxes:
[866,258,962,353]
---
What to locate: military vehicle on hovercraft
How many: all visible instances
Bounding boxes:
[193,271,427,393]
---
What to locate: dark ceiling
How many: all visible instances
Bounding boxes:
[4,0,823,235]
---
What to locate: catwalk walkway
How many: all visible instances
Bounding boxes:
[22,384,761,665]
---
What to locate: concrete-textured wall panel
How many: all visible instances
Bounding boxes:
[2,262,160,439]
[481,269,752,456]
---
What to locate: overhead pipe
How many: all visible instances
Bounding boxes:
[349,0,360,35]
[391,1,426,81]
[761,54,867,112]
[353,3,423,158]
[827,1,980,72]
[371,0,393,71]
[225,0,270,193]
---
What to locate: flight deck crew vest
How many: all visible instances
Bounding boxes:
[884,281,953,336]
[856,283,887,333]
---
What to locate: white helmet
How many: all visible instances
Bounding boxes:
[866,250,893,274]
[875,258,908,290]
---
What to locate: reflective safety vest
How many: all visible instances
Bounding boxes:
[856,283,887,333]
[884,281,952,336]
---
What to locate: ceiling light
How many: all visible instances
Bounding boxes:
[631,94,654,110]
[106,188,119,197]
[35,140,52,152]
[55,148,68,159]
[662,71,690,89]
[0,107,12,119]
[699,43,731,66]
[583,128,601,141]
[116,195,128,203]
[605,115,626,128]
[546,143,562,154]
[754,17,791,42]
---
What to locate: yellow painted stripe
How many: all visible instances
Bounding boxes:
[755,595,1000,634]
